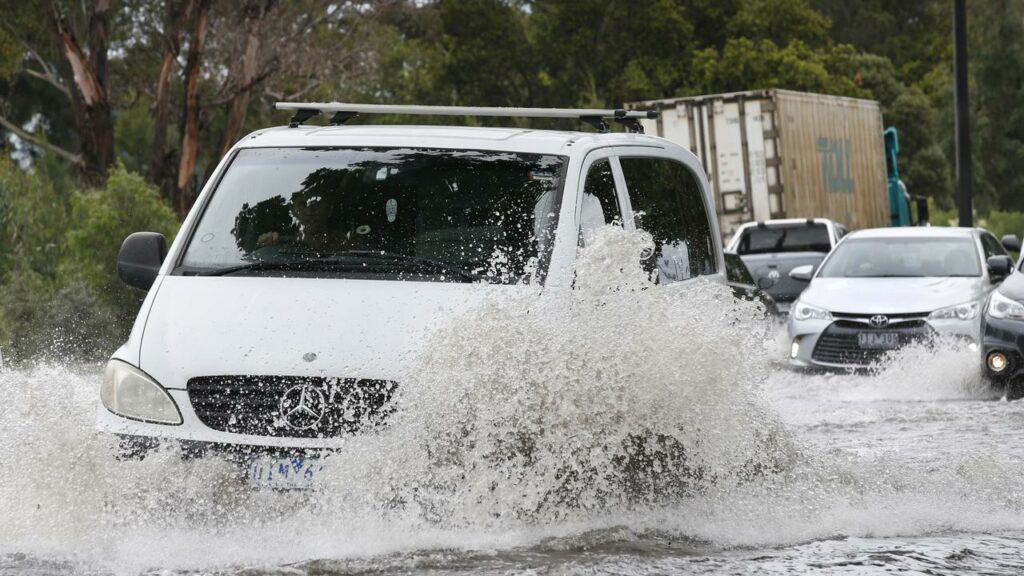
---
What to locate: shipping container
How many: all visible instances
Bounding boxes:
[626,89,890,239]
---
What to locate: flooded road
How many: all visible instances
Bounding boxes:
[2,351,1024,575]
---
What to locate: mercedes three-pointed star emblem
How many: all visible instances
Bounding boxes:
[279,384,327,430]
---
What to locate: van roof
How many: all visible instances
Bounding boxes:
[235,124,672,156]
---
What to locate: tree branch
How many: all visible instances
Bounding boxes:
[201,64,278,109]
[23,67,70,96]
[0,114,83,166]
[0,21,72,99]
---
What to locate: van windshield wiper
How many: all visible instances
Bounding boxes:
[196,257,357,276]
[339,250,485,282]
[196,251,485,282]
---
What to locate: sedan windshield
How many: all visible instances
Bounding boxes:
[178,147,566,284]
[817,237,981,278]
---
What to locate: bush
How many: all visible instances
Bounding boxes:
[0,159,69,280]
[928,197,1024,242]
[62,165,180,321]
[0,163,180,363]
[0,267,120,361]
[977,210,1024,243]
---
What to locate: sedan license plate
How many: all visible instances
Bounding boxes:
[247,456,323,490]
[858,332,900,350]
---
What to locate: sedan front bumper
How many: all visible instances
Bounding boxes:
[788,315,979,371]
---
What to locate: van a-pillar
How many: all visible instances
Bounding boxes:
[953,0,973,227]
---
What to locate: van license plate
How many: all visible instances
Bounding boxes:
[247,456,322,490]
[858,332,899,349]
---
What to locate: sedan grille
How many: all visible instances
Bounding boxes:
[811,320,935,366]
[187,376,397,438]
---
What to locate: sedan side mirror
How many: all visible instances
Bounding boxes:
[1002,234,1021,253]
[118,232,167,291]
[789,264,815,282]
[987,254,1013,284]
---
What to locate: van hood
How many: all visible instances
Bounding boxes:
[799,277,987,315]
[139,276,516,388]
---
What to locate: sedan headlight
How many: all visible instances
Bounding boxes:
[793,301,833,321]
[101,360,182,424]
[987,291,1024,321]
[928,301,979,321]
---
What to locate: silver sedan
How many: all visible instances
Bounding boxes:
[787,227,1015,370]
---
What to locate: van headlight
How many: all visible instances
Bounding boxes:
[101,360,182,425]
[792,301,833,321]
[987,291,1024,321]
[928,301,979,321]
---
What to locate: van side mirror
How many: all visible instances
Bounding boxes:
[789,264,815,282]
[987,255,1013,284]
[1001,234,1021,253]
[118,232,167,290]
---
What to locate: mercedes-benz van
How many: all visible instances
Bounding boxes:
[99,103,724,488]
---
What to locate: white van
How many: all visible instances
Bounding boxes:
[99,104,724,487]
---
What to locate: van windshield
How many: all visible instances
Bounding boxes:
[178,147,566,284]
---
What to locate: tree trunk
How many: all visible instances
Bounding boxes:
[150,0,194,203]
[48,0,115,186]
[176,0,212,215]
[216,1,274,161]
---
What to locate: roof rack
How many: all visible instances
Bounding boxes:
[273,102,659,133]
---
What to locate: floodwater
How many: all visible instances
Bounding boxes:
[2,229,1024,575]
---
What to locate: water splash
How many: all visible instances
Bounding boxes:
[318,227,793,526]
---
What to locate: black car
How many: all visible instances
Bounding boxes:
[982,235,1024,397]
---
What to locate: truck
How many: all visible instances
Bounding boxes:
[626,89,892,240]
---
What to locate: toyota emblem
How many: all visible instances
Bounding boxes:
[869,315,890,328]
[279,384,327,430]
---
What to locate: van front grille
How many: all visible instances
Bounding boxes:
[187,376,397,438]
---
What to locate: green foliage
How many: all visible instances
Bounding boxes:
[0,159,69,279]
[114,99,156,176]
[0,163,179,363]
[514,0,698,106]
[63,165,180,319]
[0,268,121,362]
[693,39,866,97]
[728,0,831,47]
[928,198,1024,245]
[978,211,1024,244]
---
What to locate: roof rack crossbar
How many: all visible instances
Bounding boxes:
[275,102,658,129]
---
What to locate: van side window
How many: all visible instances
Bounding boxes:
[579,159,621,245]
[620,157,716,282]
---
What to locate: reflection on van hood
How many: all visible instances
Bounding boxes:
[139,276,514,388]
[799,277,987,315]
